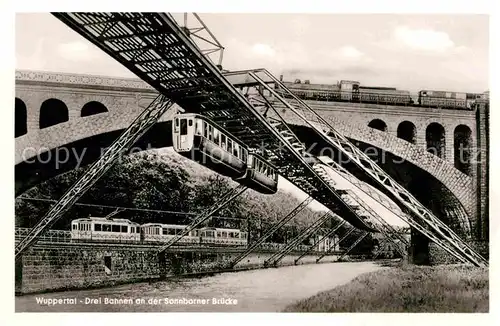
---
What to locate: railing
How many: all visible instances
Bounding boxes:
[14,228,336,254]
[15,227,72,243]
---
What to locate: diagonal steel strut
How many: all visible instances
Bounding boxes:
[294,220,346,264]
[15,95,174,258]
[336,232,370,262]
[156,184,247,253]
[316,227,355,263]
[248,70,487,267]
[264,212,332,267]
[321,159,468,264]
[229,196,313,268]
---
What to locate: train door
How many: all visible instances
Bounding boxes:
[174,116,195,151]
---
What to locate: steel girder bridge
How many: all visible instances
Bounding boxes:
[15,12,487,269]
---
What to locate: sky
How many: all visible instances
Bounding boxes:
[15,13,488,226]
[15,13,489,93]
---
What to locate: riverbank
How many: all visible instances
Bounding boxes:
[283,262,489,312]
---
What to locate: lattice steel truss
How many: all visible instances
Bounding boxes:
[314,160,409,258]
[52,12,377,237]
[246,70,487,267]
[167,13,224,68]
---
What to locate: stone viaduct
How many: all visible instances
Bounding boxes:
[14,70,489,260]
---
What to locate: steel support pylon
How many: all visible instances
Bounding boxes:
[15,95,174,258]
[264,212,331,267]
[294,220,346,264]
[229,197,313,268]
[156,184,247,253]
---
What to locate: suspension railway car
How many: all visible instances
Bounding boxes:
[70,217,249,247]
[172,113,278,194]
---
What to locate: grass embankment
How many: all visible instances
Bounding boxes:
[284,263,488,312]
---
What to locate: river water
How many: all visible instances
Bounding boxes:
[16,261,383,312]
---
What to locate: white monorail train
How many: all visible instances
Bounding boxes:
[71,217,248,246]
[172,113,279,194]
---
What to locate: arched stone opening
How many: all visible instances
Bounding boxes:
[368,119,388,132]
[15,98,27,137]
[40,98,69,129]
[426,122,446,159]
[454,124,473,176]
[81,101,108,117]
[397,120,417,144]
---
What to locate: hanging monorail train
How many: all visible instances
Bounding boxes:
[172,113,278,194]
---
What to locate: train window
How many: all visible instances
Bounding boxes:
[103,224,112,232]
[180,119,188,136]
[95,224,102,231]
[208,125,213,141]
[213,128,220,144]
[217,231,222,237]
[222,231,227,238]
[188,119,193,126]
[233,143,239,157]
[227,140,233,153]
[241,148,247,162]
[195,120,202,135]
[175,118,179,128]
[112,225,120,232]
[72,224,77,230]
[221,134,227,149]
[202,121,207,138]
[121,225,128,233]
[168,228,176,235]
